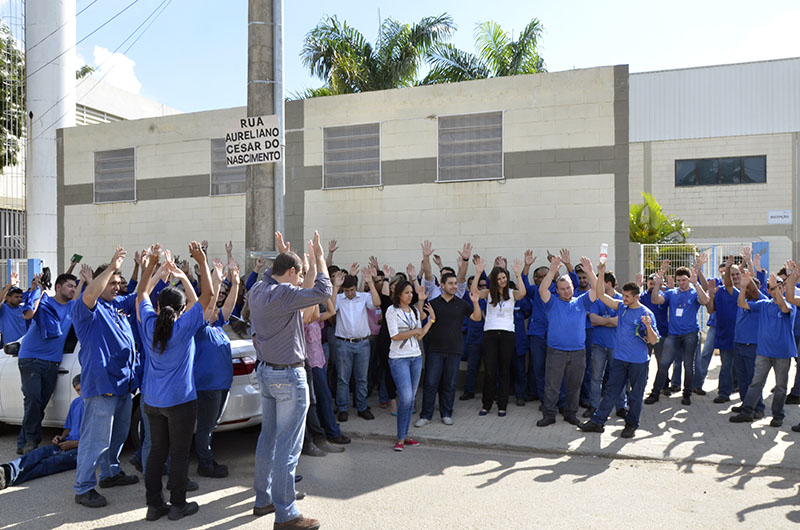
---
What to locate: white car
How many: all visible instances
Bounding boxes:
[0,336,262,446]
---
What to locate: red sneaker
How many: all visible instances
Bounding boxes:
[404,438,420,447]
[393,442,404,452]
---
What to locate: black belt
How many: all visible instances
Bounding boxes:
[264,361,304,370]
[336,336,370,343]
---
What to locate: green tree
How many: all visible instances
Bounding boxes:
[629,192,691,244]
[76,64,95,79]
[422,19,545,84]
[299,13,455,97]
[0,23,25,172]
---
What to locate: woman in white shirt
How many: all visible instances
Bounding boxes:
[471,257,526,417]
[385,279,435,451]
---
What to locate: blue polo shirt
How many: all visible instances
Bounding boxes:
[463,292,486,345]
[542,292,593,351]
[611,302,659,363]
[748,299,797,358]
[72,297,136,398]
[63,396,84,441]
[0,302,26,345]
[514,297,531,356]
[590,293,623,349]
[522,276,549,337]
[713,287,739,351]
[194,310,234,392]
[662,287,701,335]
[140,299,204,408]
[734,291,767,345]
[640,289,669,337]
[19,296,76,363]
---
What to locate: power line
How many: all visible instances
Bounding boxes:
[26,0,100,54]
[32,0,175,142]
[26,0,141,81]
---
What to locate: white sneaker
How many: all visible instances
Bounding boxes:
[442,416,454,425]
[414,418,430,428]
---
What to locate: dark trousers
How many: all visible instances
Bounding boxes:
[651,332,699,397]
[590,360,649,428]
[144,400,197,508]
[481,331,515,411]
[304,362,327,443]
[580,329,593,402]
[543,347,586,419]
[312,366,342,438]
[194,389,228,468]
[528,335,548,400]
[733,343,764,412]
[420,352,461,419]
[17,358,60,449]
[463,343,483,393]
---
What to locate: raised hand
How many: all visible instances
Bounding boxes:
[689,267,698,284]
[134,251,141,265]
[8,271,18,287]
[546,249,555,262]
[349,262,360,276]
[459,243,473,262]
[548,255,562,275]
[328,239,339,254]
[524,249,535,266]
[201,239,209,250]
[180,260,191,276]
[740,269,752,289]
[415,281,428,301]
[312,231,324,258]
[188,241,206,263]
[149,243,162,260]
[597,262,606,275]
[302,253,310,275]
[225,240,233,255]
[406,263,417,279]
[424,302,436,321]
[472,254,481,266]
[421,240,434,258]
[79,264,93,284]
[641,314,652,327]
[275,232,290,254]
[725,253,735,270]
[474,256,486,274]
[30,273,41,290]
[579,256,593,274]
[213,258,224,281]
[666,275,675,290]
[695,252,708,270]
[255,256,265,271]
[361,266,374,284]
[659,259,671,275]
[469,290,480,304]
[706,280,718,298]
[110,246,126,271]
[511,258,523,275]
[333,270,346,288]
[635,273,643,287]
[229,264,240,284]
[369,255,380,271]
[753,253,762,272]
[493,256,506,269]
[432,254,443,269]
[560,248,571,265]
[768,272,778,291]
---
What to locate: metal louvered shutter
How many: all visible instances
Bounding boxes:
[323,123,380,189]
[94,148,135,203]
[438,111,503,182]
[210,138,246,195]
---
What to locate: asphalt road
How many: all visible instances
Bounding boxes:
[1,423,798,529]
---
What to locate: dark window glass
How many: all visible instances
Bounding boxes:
[675,155,766,187]
[675,160,696,186]
[742,156,766,183]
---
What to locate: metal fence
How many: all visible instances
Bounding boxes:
[0,258,29,289]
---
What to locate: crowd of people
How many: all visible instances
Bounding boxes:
[0,233,798,529]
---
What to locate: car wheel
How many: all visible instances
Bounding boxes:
[128,399,144,450]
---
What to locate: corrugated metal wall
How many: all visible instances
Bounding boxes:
[630,58,800,142]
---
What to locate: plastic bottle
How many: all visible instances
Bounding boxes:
[599,243,608,264]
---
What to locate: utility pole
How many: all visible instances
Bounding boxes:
[246,0,282,262]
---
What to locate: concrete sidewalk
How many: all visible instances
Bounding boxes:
[337,355,800,471]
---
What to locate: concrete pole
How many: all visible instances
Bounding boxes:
[25,0,76,269]
[246,0,275,261]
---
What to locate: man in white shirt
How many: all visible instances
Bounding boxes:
[333,269,381,421]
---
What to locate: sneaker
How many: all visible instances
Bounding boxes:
[616,409,628,419]
[197,461,229,478]
[459,392,475,401]
[75,488,108,508]
[414,418,430,428]
[620,424,636,439]
[582,407,596,419]
[274,514,321,530]
[404,438,420,447]
[729,413,754,423]
[644,393,659,405]
[770,418,784,427]
[357,408,374,420]
[314,439,345,453]
[693,388,706,396]
[785,395,800,405]
[713,396,731,404]
[536,416,556,427]
[515,397,526,406]
[253,493,306,517]
[327,435,351,445]
[301,442,326,457]
[99,471,139,488]
[0,463,9,490]
[145,504,170,521]
[393,442,404,452]
[578,421,604,433]
[168,501,199,521]
[681,396,692,406]
[442,416,453,425]
[337,411,348,422]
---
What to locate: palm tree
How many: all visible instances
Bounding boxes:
[629,193,691,244]
[299,13,455,96]
[422,18,545,85]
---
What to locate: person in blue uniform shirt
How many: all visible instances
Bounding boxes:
[0,272,26,347]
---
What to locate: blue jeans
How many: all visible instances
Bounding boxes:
[740,355,791,419]
[9,445,78,485]
[693,326,717,389]
[651,332,699,397]
[421,352,461,419]
[463,343,482,393]
[389,355,422,440]
[590,345,626,410]
[335,339,370,412]
[17,358,60,449]
[253,364,308,523]
[74,393,132,494]
[195,389,229,468]
[312,365,342,438]
[716,349,735,398]
[591,360,649,428]
[733,343,764,412]
[580,328,593,402]
[528,335,547,400]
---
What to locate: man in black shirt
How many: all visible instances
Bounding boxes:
[415,273,482,427]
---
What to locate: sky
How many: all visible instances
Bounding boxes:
[59,0,800,112]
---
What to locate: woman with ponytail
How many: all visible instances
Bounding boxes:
[136,242,212,522]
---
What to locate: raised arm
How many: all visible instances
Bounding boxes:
[705,280,718,314]
[595,262,621,310]
[326,239,338,267]
[470,257,489,300]
[737,270,752,309]
[722,254,734,293]
[0,272,17,303]
[511,258,527,300]
[522,249,535,281]
[783,268,800,307]
[456,243,472,284]
[770,273,791,314]
[579,256,598,302]
[421,240,435,282]
[651,273,666,306]
[188,241,212,312]
[221,266,240,321]
[468,290,483,322]
[362,266,381,309]
[539,256,561,304]
[136,246,160,322]
[83,246,126,310]
[641,313,659,345]
[690,267,710,306]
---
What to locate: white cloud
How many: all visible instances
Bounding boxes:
[91,45,142,94]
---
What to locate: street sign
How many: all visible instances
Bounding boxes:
[225,115,281,167]
[767,209,792,225]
